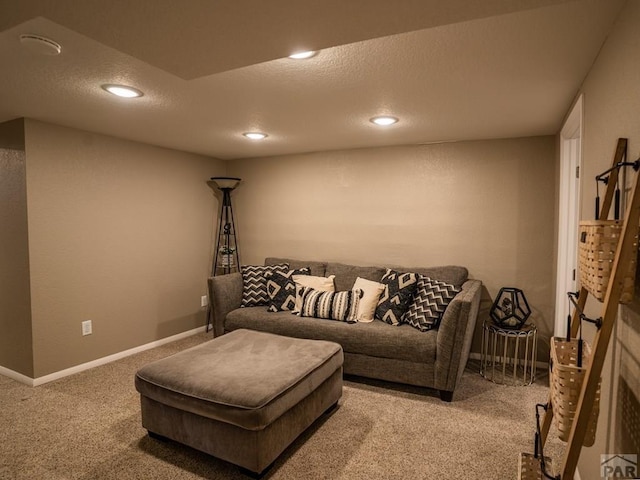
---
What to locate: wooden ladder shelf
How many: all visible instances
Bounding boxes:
[521,138,640,479]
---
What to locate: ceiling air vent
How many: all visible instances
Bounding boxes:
[19,34,62,55]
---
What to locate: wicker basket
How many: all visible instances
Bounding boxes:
[549,337,600,446]
[578,220,637,303]
[518,453,553,480]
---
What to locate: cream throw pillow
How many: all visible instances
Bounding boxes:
[292,274,336,312]
[353,277,385,322]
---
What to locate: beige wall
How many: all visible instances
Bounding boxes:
[23,120,225,378]
[573,0,640,478]
[228,136,557,358]
[0,119,33,377]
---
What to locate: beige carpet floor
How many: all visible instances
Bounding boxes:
[1,332,565,479]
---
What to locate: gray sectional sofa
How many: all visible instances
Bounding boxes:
[208,257,482,401]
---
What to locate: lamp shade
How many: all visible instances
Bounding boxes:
[490,287,531,329]
[210,177,241,190]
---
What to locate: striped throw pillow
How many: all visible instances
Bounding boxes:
[298,287,362,323]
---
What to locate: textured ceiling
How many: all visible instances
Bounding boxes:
[0,0,627,160]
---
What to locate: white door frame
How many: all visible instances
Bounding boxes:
[554,94,583,337]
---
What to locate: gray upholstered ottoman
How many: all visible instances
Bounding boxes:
[134,329,343,475]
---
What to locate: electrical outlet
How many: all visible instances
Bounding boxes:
[201,295,208,308]
[82,320,92,336]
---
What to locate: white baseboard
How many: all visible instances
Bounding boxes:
[0,326,206,387]
[468,352,549,370]
[0,365,36,386]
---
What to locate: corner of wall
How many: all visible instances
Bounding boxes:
[0,117,34,378]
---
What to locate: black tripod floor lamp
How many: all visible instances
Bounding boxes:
[207,176,241,332]
[209,176,241,275]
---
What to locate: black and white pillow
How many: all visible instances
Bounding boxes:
[375,269,419,325]
[265,268,311,312]
[402,275,460,331]
[240,264,289,307]
[298,287,362,323]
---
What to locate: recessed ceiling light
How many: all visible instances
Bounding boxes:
[101,84,144,98]
[288,50,318,60]
[243,132,268,140]
[370,116,399,126]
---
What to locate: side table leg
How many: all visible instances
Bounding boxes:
[523,334,530,385]
[532,328,538,384]
[502,334,508,381]
[513,336,520,385]
[491,330,497,381]
[480,324,486,376]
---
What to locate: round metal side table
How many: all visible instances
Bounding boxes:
[480,322,537,386]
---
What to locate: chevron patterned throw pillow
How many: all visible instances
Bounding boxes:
[240,264,289,307]
[402,275,460,331]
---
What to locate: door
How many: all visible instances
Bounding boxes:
[554,94,583,337]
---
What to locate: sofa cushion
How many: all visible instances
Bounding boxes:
[241,264,289,307]
[402,276,460,331]
[265,257,327,277]
[264,259,468,289]
[375,269,419,325]
[225,308,437,364]
[265,267,310,312]
[405,265,468,288]
[325,262,386,291]
[298,287,362,323]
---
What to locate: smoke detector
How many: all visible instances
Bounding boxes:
[19,34,62,55]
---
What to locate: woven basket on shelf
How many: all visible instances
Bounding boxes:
[518,453,553,480]
[549,337,600,446]
[578,220,637,303]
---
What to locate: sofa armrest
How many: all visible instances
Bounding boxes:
[434,279,482,395]
[208,273,243,337]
